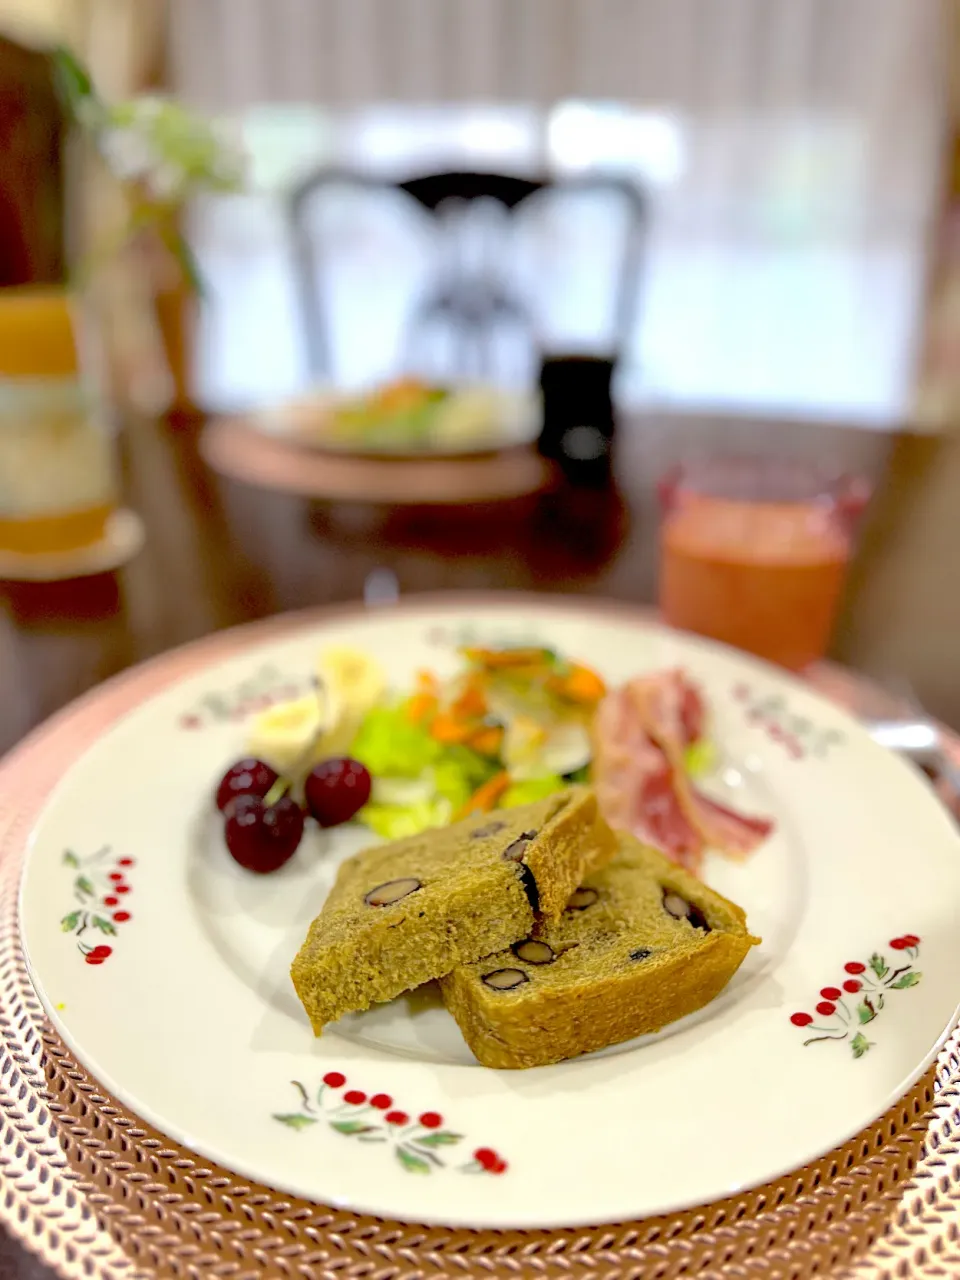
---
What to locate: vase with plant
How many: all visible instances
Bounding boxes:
[53,45,245,413]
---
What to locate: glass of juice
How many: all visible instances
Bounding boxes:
[0,288,118,557]
[658,457,870,671]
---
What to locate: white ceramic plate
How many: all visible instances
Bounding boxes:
[251,385,541,458]
[19,600,960,1230]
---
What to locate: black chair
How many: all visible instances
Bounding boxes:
[287,169,647,386]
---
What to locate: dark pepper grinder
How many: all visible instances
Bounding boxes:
[537,355,617,488]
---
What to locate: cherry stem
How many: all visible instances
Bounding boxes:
[263,774,291,808]
[262,677,330,808]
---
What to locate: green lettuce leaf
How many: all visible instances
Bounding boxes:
[501,774,566,808]
[358,798,451,840]
[683,738,717,779]
[351,705,441,778]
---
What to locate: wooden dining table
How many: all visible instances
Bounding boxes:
[0,409,904,764]
[0,407,956,1280]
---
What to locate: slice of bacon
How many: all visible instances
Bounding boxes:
[592,687,704,871]
[592,670,773,868]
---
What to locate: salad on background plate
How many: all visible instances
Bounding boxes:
[255,379,541,457]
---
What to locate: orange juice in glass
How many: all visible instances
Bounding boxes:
[658,459,870,671]
[0,288,117,557]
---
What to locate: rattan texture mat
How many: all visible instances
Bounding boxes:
[0,606,958,1280]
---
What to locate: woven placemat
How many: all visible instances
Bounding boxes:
[0,602,958,1280]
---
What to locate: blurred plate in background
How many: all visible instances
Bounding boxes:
[251,380,542,459]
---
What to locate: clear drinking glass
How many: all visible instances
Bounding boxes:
[658,457,871,671]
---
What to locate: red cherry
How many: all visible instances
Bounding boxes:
[419,1112,442,1129]
[344,1091,366,1105]
[820,987,842,1001]
[903,934,920,947]
[816,1001,836,1017]
[474,1148,498,1170]
[85,953,105,965]
[118,858,134,867]
[115,885,131,895]
[305,758,372,828]
[890,938,907,950]
[844,962,866,975]
[790,1012,813,1027]
[490,1157,508,1174]
[386,1111,409,1126]
[223,794,305,873]
[370,1094,392,1110]
[108,872,124,882]
[843,979,862,993]
[103,896,118,907]
[113,911,131,923]
[215,758,280,814]
[323,1072,346,1088]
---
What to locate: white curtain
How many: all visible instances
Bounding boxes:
[171,0,946,237]
[171,0,941,114]
[175,0,949,422]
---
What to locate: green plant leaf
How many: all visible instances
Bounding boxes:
[62,851,80,869]
[52,46,95,118]
[158,222,206,297]
[60,910,82,933]
[330,1120,378,1136]
[891,971,921,989]
[273,1113,317,1131]
[415,1131,463,1148]
[857,998,877,1025]
[850,1032,872,1058]
[75,876,95,899]
[396,1146,432,1174]
[91,916,117,936]
[869,953,888,979]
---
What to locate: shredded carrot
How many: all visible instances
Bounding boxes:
[548,663,607,704]
[455,771,511,820]
[467,725,504,756]
[415,669,440,695]
[451,681,487,720]
[405,693,438,724]
[461,646,552,671]
[430,714,472,745]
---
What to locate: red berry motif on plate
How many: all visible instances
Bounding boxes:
[177,664,314,730]
[732,683,844,760]
[790,935,922,1057]
[59,847,137,964]
[273,1076,507,1176]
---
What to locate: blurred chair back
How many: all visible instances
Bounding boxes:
[288,169,646,387]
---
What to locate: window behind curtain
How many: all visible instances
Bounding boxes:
[171,0,947,425]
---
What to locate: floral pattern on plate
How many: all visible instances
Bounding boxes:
[790,936,922,1056]
[733,683,845,760]
[177,664,312,730]
[274,1074,508,1175]
[60,847,136,964]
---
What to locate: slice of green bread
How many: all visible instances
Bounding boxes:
[291,786,616,1035]
[440,835,759,1068]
